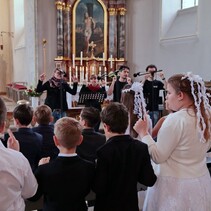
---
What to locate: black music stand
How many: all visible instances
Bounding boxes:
[78,93,105,105]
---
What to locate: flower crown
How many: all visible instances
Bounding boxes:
[122,82,146,119]
[182,72,211,142]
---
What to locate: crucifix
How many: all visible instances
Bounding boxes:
[88,41,96,58]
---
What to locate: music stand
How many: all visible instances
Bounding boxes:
[78,93,105,105]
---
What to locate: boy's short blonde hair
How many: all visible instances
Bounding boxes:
[34,105,52,125]
[54,117,82,149]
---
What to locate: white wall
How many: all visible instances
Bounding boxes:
[0,0,12,92]
[126,0,211,81]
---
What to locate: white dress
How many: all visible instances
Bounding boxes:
[142,109,211,211]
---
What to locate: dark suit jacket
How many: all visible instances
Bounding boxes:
[36,80,78,111]
[76,128,106,163]
[93,135,157,211]
[30,156,95,211]
[32,124,59,160]
[4,128,43,172]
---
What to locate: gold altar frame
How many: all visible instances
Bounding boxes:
[72,0,108,61]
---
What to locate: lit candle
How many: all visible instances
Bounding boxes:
[99,66,102,76]
[104,66,107,83]
[86,66,88,81]
[69,66,72,83]
[72,54,75,68]
[103,52,105,66]
[79,66,82,83]
[82,67,84,81]
[80,51,83,66]
[92,66,95,75]
[75,66,78,78]
[110,54,113,68]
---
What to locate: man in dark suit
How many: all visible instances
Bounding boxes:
[32,105,59,160]
[77,107,106,163]
[4,104,42,172]
[93,102,157,211]
[29,117,95,211]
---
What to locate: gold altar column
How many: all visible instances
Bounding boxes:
[108,5,117,70]
[55,1,65,57]
[117,7,126,59]
[64,1,71,59]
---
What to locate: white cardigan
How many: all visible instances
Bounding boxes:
[142,109,211,178]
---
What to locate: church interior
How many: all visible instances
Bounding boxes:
[1,0,211,210]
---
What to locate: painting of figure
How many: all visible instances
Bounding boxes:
[74,0,106,58]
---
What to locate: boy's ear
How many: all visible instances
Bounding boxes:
[53,135,60,147]
[103,123,110,132]
[14,118,20,125]
[76,135,83,146]
[50,116,54,123]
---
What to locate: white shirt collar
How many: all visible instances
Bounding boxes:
[58,153,77,157]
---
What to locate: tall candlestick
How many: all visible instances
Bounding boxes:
[72,54,75,68]
[103,52,105,66]
[110,54,113,68]
[69,66,72,83]
[80,51,83,66]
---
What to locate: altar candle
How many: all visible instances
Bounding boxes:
[72,54,75,68]
[75,66,78,78]
[103,52,105,66]
[69,66,72,83]
[104,66,107,83]
[80,51,83,66]
[99,66,102,76]
[82,67,84,81]
[110,54,113,68]
[86,66,88,81]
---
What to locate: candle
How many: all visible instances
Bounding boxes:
[80,51,83,66]
[99,66,102,77]
[79,66,82,83]
[72,54,75,68]
[82,67,84,81]
[75,66,78,78]
[69,66,72,83]
[104,66,107,83]
[103,52,105,66]
[92,66,95,75]
[110,54,113,68]
[86,66,88,81]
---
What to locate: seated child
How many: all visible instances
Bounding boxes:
[30,117,95,211]
[32,105,59,160]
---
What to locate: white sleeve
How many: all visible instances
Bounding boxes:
[142,115,182,164]
[21,159,38,199]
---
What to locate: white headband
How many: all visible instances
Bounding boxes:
[122,82,146,119]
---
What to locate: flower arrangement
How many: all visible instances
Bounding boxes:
[25,86,42,97]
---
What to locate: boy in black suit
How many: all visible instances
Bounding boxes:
[30,117,95,211]
[93,102,157,211]
[77,107,106,163]
[4,104,43,172]
[32,105,59,160]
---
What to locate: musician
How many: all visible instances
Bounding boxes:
[79,75,107,131]
[142,64,166,126]
[107,65,132,102]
